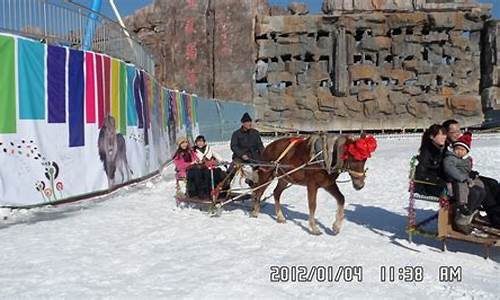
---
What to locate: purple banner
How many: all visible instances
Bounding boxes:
[47,45,67,123]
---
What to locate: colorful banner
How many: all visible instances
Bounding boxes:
[182,93,192,136]
[103,56,111,117]
[95,54,105,128]
[176,92,184,129]
[162,88,168,130]
[68,49,85,147]
[0,34,256,207]
[168,90,177,134]
[119,62,127,135]
[134,70,144,129]
[85,52,96,124]
[154,79,161,134]
[0,35,16,133]
[111,59,120,130]
[143,71,150,129]
[47,45,66,124]
[18,38,45,120]
[126,66,137,126]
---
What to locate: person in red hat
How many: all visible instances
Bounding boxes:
[443,132,486,234]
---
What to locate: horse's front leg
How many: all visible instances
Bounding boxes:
[274,179,288,223]
[118,160,125,184]
[307,184,321,235]
[105,159,114,188]
[250,169,273,218]
[324,183,345,235]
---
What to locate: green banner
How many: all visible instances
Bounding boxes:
[119,62,127,135]
[0,35,16,133]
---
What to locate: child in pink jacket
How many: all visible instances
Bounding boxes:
[173,137,197,180]
[173,137,199,198]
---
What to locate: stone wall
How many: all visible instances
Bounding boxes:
[322,0,485,14]
[125,0,499,131]
[254,1,492,130]
[482,20,500,110]
[124,0,260,102]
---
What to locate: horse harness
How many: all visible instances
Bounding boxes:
[311,134,368,180]
[269,135,368,181]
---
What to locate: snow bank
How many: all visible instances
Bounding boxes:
[0,135,499,298]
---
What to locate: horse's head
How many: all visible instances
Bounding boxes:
[102,115,118,153]
[103,115,116,131]
[335,134,377,190]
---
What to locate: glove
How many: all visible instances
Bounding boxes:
[465,178,474,187]
[469,170,479,179]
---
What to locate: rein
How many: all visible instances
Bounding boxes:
[215,150,325,209]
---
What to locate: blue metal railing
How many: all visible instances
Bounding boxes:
[0,0,155,73]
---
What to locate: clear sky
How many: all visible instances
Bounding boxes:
[73,0,153,18]
[76,0,499,19]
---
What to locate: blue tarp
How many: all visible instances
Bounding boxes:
[196,98,255,142]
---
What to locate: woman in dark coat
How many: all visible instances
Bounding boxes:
[414,124,448,196]
[414,124,500,230]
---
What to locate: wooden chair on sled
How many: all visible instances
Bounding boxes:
[407,156,500,257]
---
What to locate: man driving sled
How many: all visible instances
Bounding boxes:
[228,112,264,187]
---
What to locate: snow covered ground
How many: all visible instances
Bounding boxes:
[1,134,500,299]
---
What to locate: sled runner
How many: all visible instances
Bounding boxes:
[174,163,254,214]
[407,156,500,257]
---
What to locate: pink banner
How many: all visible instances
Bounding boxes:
[95,54,105,128]
[85,52,96,124]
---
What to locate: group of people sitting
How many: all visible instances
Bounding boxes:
[173,113,500,232]
[415,119,500,233]
[173,135,225,199]
[172,112,264,199]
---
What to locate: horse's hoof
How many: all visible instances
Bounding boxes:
[250,211,259,218]
[276,217,286,224]
[332,225,341,235]
[310,227,322,235]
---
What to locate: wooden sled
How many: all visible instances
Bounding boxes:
[407,156,500,257]
[175,189,252,206]
[174,166,253,214]
[438,205,500,248]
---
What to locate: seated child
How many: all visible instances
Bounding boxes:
[443,132,485,233]
[173,138,198,197]
[193,135,223,168]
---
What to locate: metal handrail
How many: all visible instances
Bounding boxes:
[0,0,155,73]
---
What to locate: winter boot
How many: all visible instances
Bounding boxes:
[455,205,476,226]
[454,223,473,235]
[245,178,255,187]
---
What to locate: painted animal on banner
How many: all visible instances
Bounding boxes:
[98,116,133,188]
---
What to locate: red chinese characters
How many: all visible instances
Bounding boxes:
[185,42,198,61]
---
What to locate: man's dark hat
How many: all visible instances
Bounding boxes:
[241,112,252,123]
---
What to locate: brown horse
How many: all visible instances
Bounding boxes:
[251,134,376,235]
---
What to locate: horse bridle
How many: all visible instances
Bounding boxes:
[333,157,368,179]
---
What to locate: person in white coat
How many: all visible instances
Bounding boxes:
[192,135,226,197]
[193,135,223,166]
